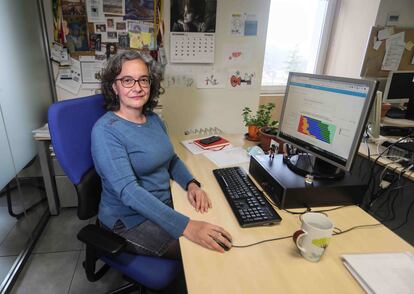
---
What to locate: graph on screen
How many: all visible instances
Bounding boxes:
[298,115,336,144]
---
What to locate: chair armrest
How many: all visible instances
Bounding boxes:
[77,224,126,255]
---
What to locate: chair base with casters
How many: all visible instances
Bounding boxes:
[47,94,183,294]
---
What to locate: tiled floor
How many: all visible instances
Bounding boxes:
[0,184,47,282]
[11,208,129,294]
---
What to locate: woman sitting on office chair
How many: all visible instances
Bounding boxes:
[91,50,232,260]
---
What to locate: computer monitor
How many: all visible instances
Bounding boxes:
[277,72,378,179]
[383,71,414,120]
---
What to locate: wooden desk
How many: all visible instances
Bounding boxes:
[171,134,414,294]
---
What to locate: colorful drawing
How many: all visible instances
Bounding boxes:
[230,70,255,87]
[298,115,336,144]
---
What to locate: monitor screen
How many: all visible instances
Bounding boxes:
[383,71,414,104]
[278,72,377,172]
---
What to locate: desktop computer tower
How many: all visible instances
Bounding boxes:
[248,155,366,209]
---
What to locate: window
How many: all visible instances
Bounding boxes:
[261,0,337,93]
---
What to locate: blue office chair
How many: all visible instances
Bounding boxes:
[48,94,181,293]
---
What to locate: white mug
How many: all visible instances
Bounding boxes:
[293,212,334,262]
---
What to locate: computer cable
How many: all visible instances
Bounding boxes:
[371,159,406,201]
[370,165,412,222]
[390,197,414,231]
[232,235,293,248]
[283,205,349,215]
[385,165,412,221]
[332,223,382,236]
[369,165,402,212]
[371,181,414,223]
[366,134,413,193]
[231,223,382,249]
[382,165,413,224]
[365,134,413,206]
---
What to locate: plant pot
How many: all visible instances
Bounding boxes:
[247,125,260,141]
[259,127,284,153]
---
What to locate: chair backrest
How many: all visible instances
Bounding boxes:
[48,94,106,219]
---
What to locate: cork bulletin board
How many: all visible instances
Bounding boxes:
[360,26,414,78]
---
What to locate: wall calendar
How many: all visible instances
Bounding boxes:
[170,33,215,63]
[170,0,217,64]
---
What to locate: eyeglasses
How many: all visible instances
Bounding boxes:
[115,76,151,88]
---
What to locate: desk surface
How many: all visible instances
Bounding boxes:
[171,134,414,294]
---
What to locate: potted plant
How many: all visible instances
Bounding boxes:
[242,103,278,142]
[259,120,282,152]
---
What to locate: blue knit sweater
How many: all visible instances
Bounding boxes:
[91,111,192,239]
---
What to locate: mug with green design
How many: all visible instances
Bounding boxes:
[293,212,334,262]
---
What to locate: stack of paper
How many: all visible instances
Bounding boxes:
[32,124,50,140]
[342,252,414,294]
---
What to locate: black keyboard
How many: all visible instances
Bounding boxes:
[213,167,282,227]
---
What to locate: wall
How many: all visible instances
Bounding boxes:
[0,0,53,189]
[323,0,381,78]
[162,0,271,135]
[375,0,414,27]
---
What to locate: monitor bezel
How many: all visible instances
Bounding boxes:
[277,72,378,171]
[383,70,414,104]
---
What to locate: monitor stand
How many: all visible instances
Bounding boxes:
[283,154,344,180]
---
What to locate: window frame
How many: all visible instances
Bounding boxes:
[260,0,338,95]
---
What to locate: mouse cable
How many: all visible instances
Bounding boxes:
[232,235,292,248]
[232,223,382,248]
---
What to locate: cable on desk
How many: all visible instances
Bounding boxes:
[232,223,383,249]
[232,235,293,248]
[283,205,348,215]
[283,208,310,215]
[332,224,382,235]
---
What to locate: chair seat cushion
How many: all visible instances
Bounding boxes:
[101,252,181,290]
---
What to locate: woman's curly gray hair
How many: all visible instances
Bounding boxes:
[101,50,164,114]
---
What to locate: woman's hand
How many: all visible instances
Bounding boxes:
[183,220,232,253]
[187,183,212,213]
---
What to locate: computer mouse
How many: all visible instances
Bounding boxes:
[215,234,232,251]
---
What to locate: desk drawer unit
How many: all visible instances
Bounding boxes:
[52,155,78,207]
